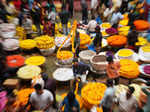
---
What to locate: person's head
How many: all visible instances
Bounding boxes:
[112,23,119,29]
[73,58,78,66]
[34,83,43,95]
[127,30,138,45]
[106,55,113,63]
[41,73,48,81]
[106,79,113,87]
[127,86,135,98]
[91,16,95,20]
[67,91,75,106]
[6,0,12,5]
[115,7,120,13]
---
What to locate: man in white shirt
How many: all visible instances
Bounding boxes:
[117,86,138,112]
[86,16,97,33]
[30,83,54,112]
[104,7,114,21]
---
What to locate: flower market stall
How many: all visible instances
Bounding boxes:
[1,3,150,111]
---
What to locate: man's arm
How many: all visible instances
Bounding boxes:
[142,86,150,95]
[43,101,53,111]
[43,92,54,111]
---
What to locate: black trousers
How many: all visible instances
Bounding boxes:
[69,6,73,18]
[120,1,128,13]
[102,106,112,112]
[82,9,88,24]
[35,22,41,35]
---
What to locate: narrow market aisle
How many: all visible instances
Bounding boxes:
[43,11,130,112]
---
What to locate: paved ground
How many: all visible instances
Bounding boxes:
[44,10,129,112]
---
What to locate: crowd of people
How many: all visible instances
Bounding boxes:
[0,0,150,112]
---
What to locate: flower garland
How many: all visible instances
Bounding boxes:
[107,35,127,47]
[134,20,150,31]
[14,88,35,107]
[81,82,107,109]
[119,59,139,78]
[25,56,46,66]
[7,55,25,68]
[19,39,36,49]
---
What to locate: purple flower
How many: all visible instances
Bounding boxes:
[106,28,118,35]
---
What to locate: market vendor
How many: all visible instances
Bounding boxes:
[72,58,89,78]
[59,90,80,112]
[127,30,138,51]
[93,26,102,54]
[30,1,41,35]
[116,86,138,112]
[81,0,88,25]
[74,31,80,57]
[106,55,120,85]
[59,6,70,35]
[48,7,56,36]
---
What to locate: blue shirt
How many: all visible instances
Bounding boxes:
[146,0,150,5]
[28,0,34,10]
[96,16,102,24]
[61,97,80,112]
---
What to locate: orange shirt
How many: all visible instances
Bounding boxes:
[107,62,120,79]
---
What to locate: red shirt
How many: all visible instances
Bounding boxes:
[13,0,21,10]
